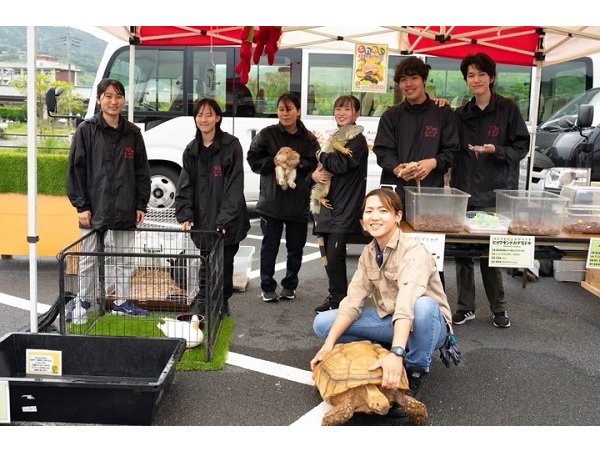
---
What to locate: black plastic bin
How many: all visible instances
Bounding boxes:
[0,332,186,425]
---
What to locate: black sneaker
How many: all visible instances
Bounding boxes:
[279,288,296,300]
[406,368,427,399]
[314,296,338,314]
[493,311,511,328]
[387,370,425,418]
[452,310,475,325]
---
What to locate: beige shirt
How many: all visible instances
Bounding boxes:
[338,227,453,334]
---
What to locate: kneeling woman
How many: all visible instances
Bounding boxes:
[310,188,453,393]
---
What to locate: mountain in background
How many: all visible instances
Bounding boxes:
[0,26,109,86]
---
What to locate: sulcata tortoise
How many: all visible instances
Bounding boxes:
[312,340,428,426]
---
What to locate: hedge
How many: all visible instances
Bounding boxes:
[0,152,68,196]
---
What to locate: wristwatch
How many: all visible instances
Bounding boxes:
[390,346,406,357]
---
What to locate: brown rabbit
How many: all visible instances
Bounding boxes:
[274,146,301,190]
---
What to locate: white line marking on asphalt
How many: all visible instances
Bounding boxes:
[0,293,50,313]
[290,402,333,426]
[226,352,314,385]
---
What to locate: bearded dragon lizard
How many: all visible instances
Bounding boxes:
[310,124,364,215]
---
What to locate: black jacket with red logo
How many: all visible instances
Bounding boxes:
[373,96,459,201]
[67,113,150,230]
[453,93,530,208]
[175,131,250,246]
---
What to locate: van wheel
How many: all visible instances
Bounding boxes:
[149,166,179,209]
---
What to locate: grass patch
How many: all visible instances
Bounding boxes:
[68,313,234,371]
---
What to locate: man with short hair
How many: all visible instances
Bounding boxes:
[373,56,459,204]
[452,52,530,329]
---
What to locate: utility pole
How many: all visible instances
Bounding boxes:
[62,27,80,86]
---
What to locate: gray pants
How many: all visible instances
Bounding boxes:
[77,229,135,303]
[455,256,506,314]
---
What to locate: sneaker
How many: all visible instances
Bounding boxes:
[314,295,338,314]
[112,300,149,316]
[261,291,279,302]
[452,310,475,325]
[406,368,427,399]
[493,311,511,328]
[279,288,296,300]
[66,300,88,324]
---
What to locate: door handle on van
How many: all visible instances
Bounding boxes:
[250,129,257,140]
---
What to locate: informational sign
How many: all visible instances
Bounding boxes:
[0,380,9,423]
[352,43,388,93]
[586,238,600,268]
[411,233,446,272]
[26,349,62,377]
[489,235,535,268]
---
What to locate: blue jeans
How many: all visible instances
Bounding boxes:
[313,297,448,373]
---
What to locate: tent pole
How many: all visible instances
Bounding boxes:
[527,58,543,190]
[128,44,135,123]
[27,26,38,333]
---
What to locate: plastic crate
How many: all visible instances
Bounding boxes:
[0,333,185,425]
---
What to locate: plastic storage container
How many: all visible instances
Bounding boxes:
[233,246,255,291]
[404,187,470,232]
[464,211,511,234]
[559,185,600,206]
[495,190,568,236]
[553,259,586,282]
[562,206,600,234]
[0,333,185,425]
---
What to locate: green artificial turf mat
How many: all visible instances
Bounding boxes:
[68,313,234,371]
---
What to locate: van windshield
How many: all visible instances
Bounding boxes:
[539,87,600,130]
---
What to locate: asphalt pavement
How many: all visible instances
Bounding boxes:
[1,216,599,442]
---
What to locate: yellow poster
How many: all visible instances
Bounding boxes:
[352,43,388,93]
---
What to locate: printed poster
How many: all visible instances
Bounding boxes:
[352,43,388,93]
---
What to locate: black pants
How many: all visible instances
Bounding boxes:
[259,215,308,293]
[198,242,238,302]
[455,256,505,313]
[318,232,349,305]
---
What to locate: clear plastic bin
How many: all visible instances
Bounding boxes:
[495,190,568,236]
[404,187,470,232]
[562,206,600,234]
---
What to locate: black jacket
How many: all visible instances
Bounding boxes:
[373,96,459,201]
[312,132,369,234]
[175,131,250,246]
[66,113,150,230]
[247,120,319,222]
[453,93,530,208]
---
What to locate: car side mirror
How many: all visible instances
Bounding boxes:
[577,104,594,128]
[45,87,64,117]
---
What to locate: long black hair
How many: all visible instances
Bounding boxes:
[193,98,223,141]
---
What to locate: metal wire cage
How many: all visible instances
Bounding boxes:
[57,223,224,362]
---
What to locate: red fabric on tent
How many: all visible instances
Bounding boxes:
[405,26,541,66]
[135,26,245,46]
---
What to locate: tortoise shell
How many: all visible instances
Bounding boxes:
[313,340,409,401]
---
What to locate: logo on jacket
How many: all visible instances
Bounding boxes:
[123,147,134,159]
[488,125,500,137]
[424,126,439,138]
[213,165,223,177]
